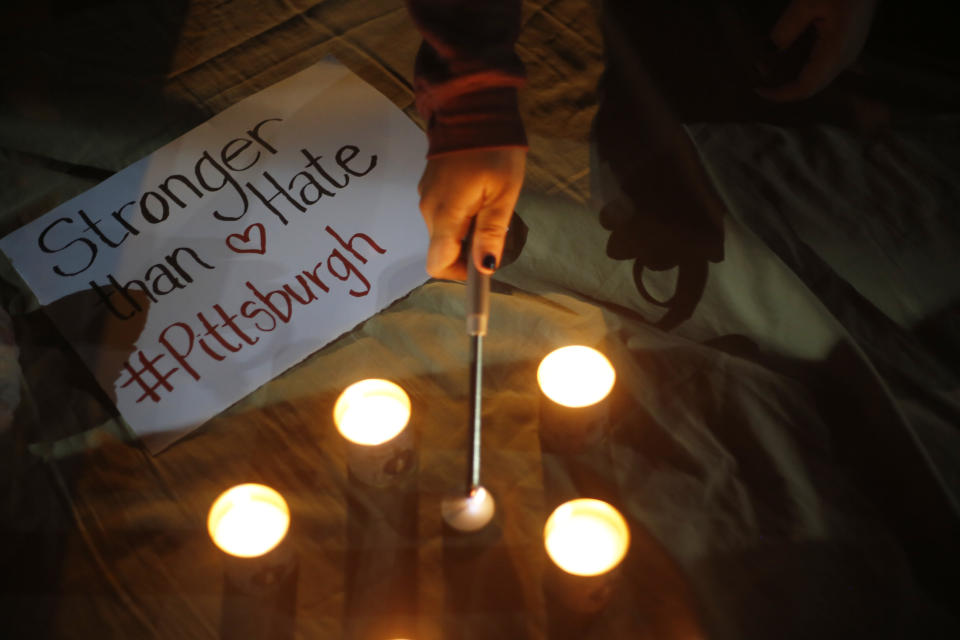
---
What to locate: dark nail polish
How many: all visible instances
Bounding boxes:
[482,254,497,271]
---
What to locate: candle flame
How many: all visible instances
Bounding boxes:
[537,346,615,408]
[544,499,629,576]
[441,486,496,532]
[208,483,290,558]
[334,379,411,445]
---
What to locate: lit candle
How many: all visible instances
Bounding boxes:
[537,346,616,453]
[334,378,415,487]
[208,483,290,558]
[208,484,298,639]
[543,499,629,576]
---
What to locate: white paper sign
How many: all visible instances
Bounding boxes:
[0,59,429,450]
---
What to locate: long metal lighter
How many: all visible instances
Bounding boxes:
[465,252,490,497]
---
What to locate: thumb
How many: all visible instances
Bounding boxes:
[471,204,513,274]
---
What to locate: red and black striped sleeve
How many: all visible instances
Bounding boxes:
[405,0,528,156]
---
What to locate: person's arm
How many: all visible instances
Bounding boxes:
[406,0,528,280]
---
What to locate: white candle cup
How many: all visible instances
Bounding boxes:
[334,379,416,488]
[208,484,298,639]
[537,346,616,454]
[542,499,630,615]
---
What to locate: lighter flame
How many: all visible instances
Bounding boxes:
[208,483,290,558]
[544,499,629,576]
[441,486,496,532]
[537,346,615,408]
[334,379,411,446]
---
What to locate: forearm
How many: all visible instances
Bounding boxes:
[406,0,528,155]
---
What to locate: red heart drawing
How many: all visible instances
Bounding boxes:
[226,223,266,255]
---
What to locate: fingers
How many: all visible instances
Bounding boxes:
[426,233,468,280]
[422,201,473,280]
[417,160,476,280]
[769,0,816,51]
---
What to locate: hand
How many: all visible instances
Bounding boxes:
[757,0,877,102]
[417,147,526,280]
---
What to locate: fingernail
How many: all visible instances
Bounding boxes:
[482,254,497,271]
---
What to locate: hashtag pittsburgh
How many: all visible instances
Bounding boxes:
[117,225,385,404]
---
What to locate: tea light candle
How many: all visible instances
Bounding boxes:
[334,379,415,487]
[208,483,290,558]
[543,499,629,576]
[210,484,298,639]
[537,346,616,454]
